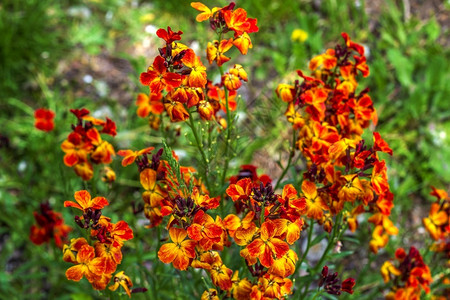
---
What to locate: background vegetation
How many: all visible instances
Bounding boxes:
[1,0,448,298]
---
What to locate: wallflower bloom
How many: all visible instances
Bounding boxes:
[182,49,207,88]
[117,147,154,167]
[207,39,233,66]
[64,190,109,212]
[65,244,106,287]
[34,108,55,132]
[140,55,182,93]
[246,220,289,267]
[158,227,197,270]
[136,92,164,118]
[109,271,133,298]
[191,2,220,22]
[302,180,328,219]
[30,202,72,248]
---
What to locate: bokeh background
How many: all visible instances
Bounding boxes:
[1,0,449,298]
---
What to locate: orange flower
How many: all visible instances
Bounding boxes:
[226,178,252,202]
[164,100,190,122]
[259,274,292,299]
[158,227,197,270]
[268,249,298,277]
[106,220,134,248]
[34,108,55,132]
[338,174,364,203]
[302,88,328,122]
[430,186,449,200]
[222,72,241,91]
[191,186,220,210]
[136,92,164,118]
[371,160,389,196]
[64,190,109,212]
[246,220,289,268]
[348,95,375,123]
[223,8,258,35]
[276,84,295,103]
[233,32,253,55]
[271,218,303,245]
[198,101,215,120]
[101,166,116,183]
[207,39,233,66]
[117,147,154,167]
[231,271,252,299]
[341,32,365,56]
[73,161,94,181]
[369,225,388,254]
[423,203,448,240]
[95,242,122,275]
[209,262,233,291]
[63,237,88,263]
[86,128,115,164]
[302,180,328,219]
[187,210,223,250]
[61,132,92,167]
[191,2,220,22]
[109,271,133,298]
[381,261,401,283]
[230,64,248,81]
[201,289,220,300]
[65,244,106,286]
[309,49,337,71]
[182,49,207,88]
[373,132,393,156]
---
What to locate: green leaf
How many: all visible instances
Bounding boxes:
[387,48,413,87]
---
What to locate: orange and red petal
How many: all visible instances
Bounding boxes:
[158,243,178,264]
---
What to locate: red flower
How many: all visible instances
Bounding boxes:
[341,278,355,294]
[34,108,55,132]
[30,202,72,248]
[156,26,183,44]
[140,56,182,93]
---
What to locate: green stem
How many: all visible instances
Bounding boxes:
[274,129,297,191]
[187,107,211,192]
[299,219,315,266]
[218,65,233,193]
[301,212,345,299]
[311,289,323,300]
[314,212,344,271]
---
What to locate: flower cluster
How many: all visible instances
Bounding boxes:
[30,202,72,248]
[63,190,134,296]
[61,108,116,181]
[423,187,449,254]
[137,2,257,127]
[34,108,55,132]
[276,33,397,253]
[381,246,432,299]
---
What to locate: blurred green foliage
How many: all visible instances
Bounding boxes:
[0,0,449,298]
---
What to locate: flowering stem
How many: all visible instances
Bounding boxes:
[274,129,296,191]
[315,211,345,271]
[218,65,233,193]
[301,212,345,299]
[299,218,314,266]
[186,107,211,192]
